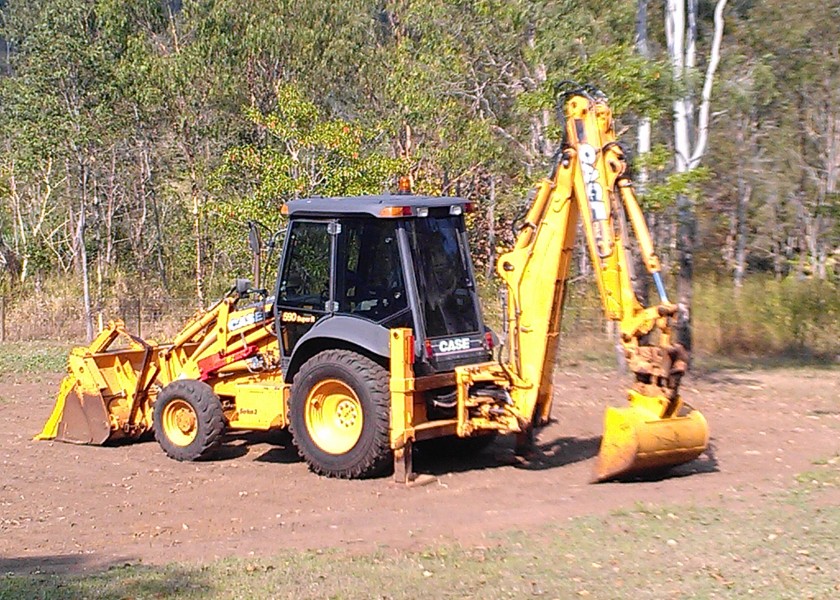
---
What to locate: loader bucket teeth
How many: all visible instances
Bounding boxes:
[35,376,112,445]
[592,392,709,483]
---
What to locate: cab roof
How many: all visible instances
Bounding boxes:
[284,194,470,218]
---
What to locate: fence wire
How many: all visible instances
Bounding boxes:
[0,295,611,345]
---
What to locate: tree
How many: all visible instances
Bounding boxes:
[664,0,728,348]
[749,2,840,281]
[212,82,400,274]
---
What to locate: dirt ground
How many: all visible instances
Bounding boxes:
[1,365,838,575]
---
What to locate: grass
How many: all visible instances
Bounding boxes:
[793,456,840,488]
[0,341,70,375]
[2,462,838,600]
[693,276,840,360]
[692,353,840,374]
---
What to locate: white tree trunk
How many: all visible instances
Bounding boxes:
[666,0,691,174]
[667,0,727,172]
[636,0,652,176]
[635,0,653,303]
[486,175,496,279]
[665,0,728,350]
[690,0,728,169]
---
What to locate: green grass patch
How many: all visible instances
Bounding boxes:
[0,342,69,375]
[793,456,840,489]
[3,466,838,600]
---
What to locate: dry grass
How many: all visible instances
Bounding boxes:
[3,275,838,367]
[1,277,203,344]
[694,276,840,361]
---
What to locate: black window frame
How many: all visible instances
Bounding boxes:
[402,214,483,340]
[273,218,337,356]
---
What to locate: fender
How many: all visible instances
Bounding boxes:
[285,314,390,380]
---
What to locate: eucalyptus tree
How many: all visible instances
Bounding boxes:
[747,1,840,281]
[0,0,145,336]
[663,0,728,348]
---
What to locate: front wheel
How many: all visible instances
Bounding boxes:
[289,350,391,478]
[153,380,225,461]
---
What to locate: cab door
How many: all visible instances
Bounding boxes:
[275,219,335,357]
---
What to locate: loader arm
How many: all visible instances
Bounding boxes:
[36,284,283,447]
[496,89,708,481]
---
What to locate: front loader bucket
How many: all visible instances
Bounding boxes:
[592,391,709,482]
[35,320,159,447]
[35,376,112,445]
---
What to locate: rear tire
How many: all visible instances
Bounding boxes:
[153,380,224,461]
[289,350,391,478]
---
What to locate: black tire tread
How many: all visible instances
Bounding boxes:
[153,380,224,461]
[289,349,391,479]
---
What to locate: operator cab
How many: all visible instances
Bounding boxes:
[274,194,492,376]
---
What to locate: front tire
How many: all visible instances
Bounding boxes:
[153,380,224,461]
[289,350,391,478]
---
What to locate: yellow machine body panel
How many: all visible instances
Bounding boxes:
[220,378,287,431]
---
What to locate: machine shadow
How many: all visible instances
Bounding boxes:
[514,435,603,471]
[212,430,302,464]
[208,431,717,483]
[413,435,601,477]
[694,370,763,387]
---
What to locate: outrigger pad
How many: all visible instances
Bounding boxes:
[50,386,111,445]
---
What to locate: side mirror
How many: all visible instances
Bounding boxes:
[247,221,262,289]
[235,278,252,295]
[247,221,261,255]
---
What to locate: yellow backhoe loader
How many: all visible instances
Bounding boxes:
[37,86,708,482]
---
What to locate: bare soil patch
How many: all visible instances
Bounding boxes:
[1,365,838,573]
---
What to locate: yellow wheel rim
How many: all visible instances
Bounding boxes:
[161,399,198,447]
[304,379,363,455]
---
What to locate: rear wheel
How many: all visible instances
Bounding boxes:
[153,380,224,461]
[290,350,391,478]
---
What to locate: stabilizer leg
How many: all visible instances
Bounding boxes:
[393,441,414,484]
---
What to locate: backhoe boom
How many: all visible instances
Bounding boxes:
[497,89,708,481]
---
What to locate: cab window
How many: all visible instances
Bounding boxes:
[406,215,480,337]
[278,221,331,311]
[335,219,410,326]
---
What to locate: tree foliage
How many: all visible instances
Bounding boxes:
[0,0,835,307]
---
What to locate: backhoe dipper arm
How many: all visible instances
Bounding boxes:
[496,91,705,480]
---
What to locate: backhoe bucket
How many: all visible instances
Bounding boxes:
[592,390,709,482]
[35,376,112,445]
